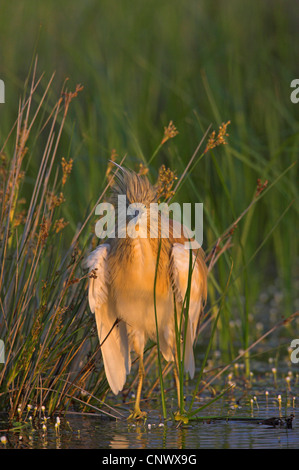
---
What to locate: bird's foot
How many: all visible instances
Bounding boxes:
[128,408,147,421]
[174,410,189,424]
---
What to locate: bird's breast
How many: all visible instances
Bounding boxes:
[112,238,168,294]
[109,238,172,336]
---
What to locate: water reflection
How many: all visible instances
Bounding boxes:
[110,434,129,449]
[105,416,297,450]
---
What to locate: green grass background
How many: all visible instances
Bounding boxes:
[0,0,298,361]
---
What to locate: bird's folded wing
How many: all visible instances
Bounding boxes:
[170,243,207,377]
[83,244,130,394]
[82,243,110,313]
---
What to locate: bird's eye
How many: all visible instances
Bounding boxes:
[134,210,140,217]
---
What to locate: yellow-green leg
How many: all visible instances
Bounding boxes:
[128,353,147,420]
[173,359,189,424]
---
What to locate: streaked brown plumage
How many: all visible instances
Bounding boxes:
[84,165,207,418]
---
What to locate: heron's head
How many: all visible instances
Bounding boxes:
[109,164,158,239]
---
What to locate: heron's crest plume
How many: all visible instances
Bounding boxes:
[109,162,157,206]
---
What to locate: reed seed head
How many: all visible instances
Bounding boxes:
[204,121,230,153]
[161,120,179,145]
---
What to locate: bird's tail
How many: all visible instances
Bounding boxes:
[95,306,131,395]
[183,321,195,378]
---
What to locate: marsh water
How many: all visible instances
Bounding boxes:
[1,392,298,449]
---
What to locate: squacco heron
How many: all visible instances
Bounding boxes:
[84,165,207,419]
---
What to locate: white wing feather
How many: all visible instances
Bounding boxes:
[170,243,204,378]
[83,244,131,394]
[83,244,110,313]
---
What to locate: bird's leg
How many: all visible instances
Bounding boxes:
[173,350,189,423]
[128,353,147,420]
[135,356,145,415]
